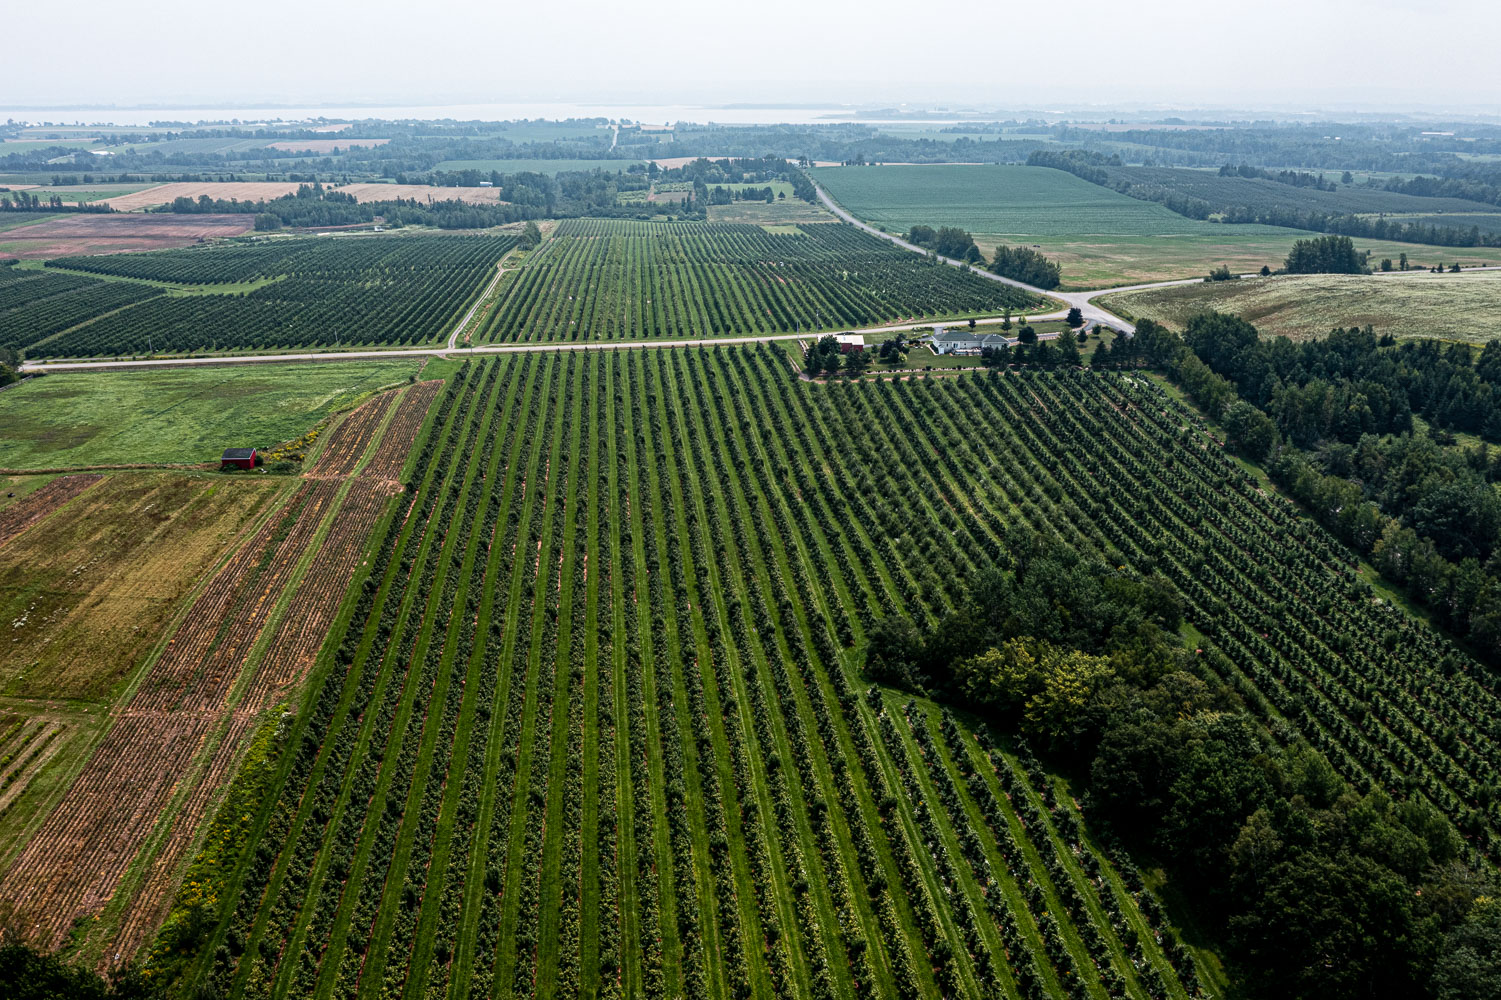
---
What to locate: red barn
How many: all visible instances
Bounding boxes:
[220,447,257,470]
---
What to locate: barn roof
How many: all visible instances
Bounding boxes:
[221,448,256,460]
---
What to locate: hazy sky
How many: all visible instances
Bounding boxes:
[7,0,1500,112]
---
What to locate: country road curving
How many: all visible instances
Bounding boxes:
[19,187,1501,374]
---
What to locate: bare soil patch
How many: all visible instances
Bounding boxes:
[91,181,304,212]
[332,182,507,205]
[0,214,254,259]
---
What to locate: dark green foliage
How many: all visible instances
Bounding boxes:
[1222,400,1277,460]
[1284,235,1364,274]
[1433,901,1501,1000]
[905,224,983,263]
[36,235,515,356]
[0,942,154,1000]
[990,244,1062,289]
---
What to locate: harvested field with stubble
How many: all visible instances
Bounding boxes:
[333,182,507,205]
[89,182,305,212]
[0,213,254,259]
[362,380,442,481]
[1099,269,1501,342]
[0,473,101,550]
[0,473,287,703]
[266,138,391,154]
[0,382,429,966]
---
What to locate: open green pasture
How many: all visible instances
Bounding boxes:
[813,164,1501,287]
[0,360,422,469]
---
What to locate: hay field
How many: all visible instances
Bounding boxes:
[92,181,305,211]
[0,472,287,701]
[1098,269,1501,343]
[333,182,506,204]
[265,138,391,153]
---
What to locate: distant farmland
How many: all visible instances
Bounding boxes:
[1099,269,1501,343]
[813,165,1501,287]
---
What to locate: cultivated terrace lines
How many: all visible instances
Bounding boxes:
[0,382,430,961]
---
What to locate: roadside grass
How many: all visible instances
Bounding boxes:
[0,360,422,469]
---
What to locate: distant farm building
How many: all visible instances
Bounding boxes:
[220,447,257,470]
[834,334,865,354]
[930,329,982,355]
[479,180,494,187]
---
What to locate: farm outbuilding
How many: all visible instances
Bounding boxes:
[220,447,257,470]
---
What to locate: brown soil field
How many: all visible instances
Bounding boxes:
[91,181,305,212]
[304,393,398,478]
[333,182,507,205]
[363,380,441,481]
[0,385,415,959]
[0,214,254,259]
[0,474,101,550]
[0,473,286,703]
[266,138,390,153]
[132,480,340,714]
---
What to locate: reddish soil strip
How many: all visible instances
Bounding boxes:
[148,481,343,714]
[0,713,216,949]
[362,380,442,481]
[240,479,396,711]
[0,475,103,550]
[0,214,253,259]
[110,712,258,962]
[305,394,397,479]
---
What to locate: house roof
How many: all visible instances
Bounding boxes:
[933,331,979,345]
[834,334,864,346]
[221,448,256,460]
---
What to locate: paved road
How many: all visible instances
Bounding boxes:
[20,187,1501,374]
[814,181,1181,335]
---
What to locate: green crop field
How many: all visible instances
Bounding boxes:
[162,351,1211,1000]
[813,165,1501,288]
[0,360,423,468]
[479,219,1044,342]
[1098,270,1501,343]
[17,233,516,357]
[146,349,1498,1000]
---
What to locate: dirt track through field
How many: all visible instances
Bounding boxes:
[0,386,416,959]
